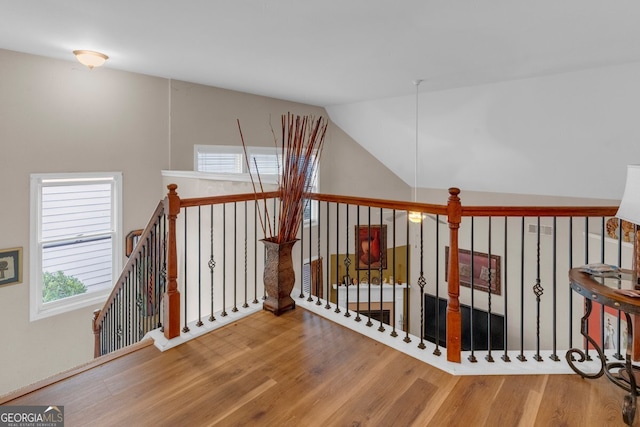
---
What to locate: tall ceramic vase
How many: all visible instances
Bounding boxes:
[262,237,298,315]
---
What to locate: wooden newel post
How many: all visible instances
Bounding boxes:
[92,309,102,358]
[164,184,181,340]
[446,187,462,363]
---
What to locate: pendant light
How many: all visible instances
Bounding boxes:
[408,79,425,223]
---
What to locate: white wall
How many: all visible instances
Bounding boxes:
[328,62,640,200]
[0,49,169,396]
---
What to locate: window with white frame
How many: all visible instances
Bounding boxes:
[30,172,122,320]
[195,145,319,221]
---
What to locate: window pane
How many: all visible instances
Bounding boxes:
[249,153,280,175]
[42,183,112,241]
[197,152,242,173]
[42,237,113,303]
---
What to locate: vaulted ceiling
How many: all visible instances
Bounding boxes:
[2,1,639,198]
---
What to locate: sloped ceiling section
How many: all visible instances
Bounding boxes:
[327,62,640,200]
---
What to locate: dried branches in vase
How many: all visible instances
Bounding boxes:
[238,113,328,244]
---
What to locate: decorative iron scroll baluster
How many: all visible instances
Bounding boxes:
[378,207,385,332]
[417,214,426,349]
[517,217,527,362]
[468,218,477,363]
[486,217,494,363]
[182,208,190,333]
[335,203,341,314]
[533,216,544,362]
[403,214,411,343]
[344,204,351,317]
[222,204,228,317]
[501,217,510,362]
[355,205,361,322]
[243,201,249,308]
[549,217,559,361]
[433,214,441,355]
[196,206,203,327]
[325,201,331,310]
[209,204,216,322]
[232,202,238,313]
[390,209,398,338]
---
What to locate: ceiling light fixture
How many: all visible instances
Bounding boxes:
[409,79,425,223]
[73,50,109,69]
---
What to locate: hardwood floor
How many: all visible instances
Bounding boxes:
[1,308,631,426]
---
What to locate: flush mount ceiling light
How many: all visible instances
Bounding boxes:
[73,50,109,69]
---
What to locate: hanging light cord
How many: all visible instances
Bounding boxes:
[413,79,422,203]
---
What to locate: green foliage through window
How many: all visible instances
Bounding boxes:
[42,271,87,303]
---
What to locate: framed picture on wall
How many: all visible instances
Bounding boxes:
[0,247,23,287]
[355,225,387,270]
[445,247,501,295]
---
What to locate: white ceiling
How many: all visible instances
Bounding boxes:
[2,1,639,107]
[2,1,639,199]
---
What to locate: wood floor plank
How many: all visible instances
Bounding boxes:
[4,308,635,427]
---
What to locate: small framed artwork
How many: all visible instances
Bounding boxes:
[0,247,23,287]
[445,247,501,295]
[355,225,387,270]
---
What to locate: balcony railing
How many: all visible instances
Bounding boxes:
[93,183,632,376]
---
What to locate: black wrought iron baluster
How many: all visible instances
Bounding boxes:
[196,206,204,327]
[182,208,190,333]
[355,206,361,322]
[307,205,313,302]
[300,207,305,299]
[391,209,397,337]
[325,201,331,310]
[233,202,238,313]
[583,216,591,360]
[433,214,441,355]
[417,214,426,348]
[568,217,574,360]
[344,204,351,317]
[243,201,249,309]
[316,200,322,306]
[403,214,411,343]
[614,218,624,360]
[550,217,559,361]
[366,210,372,327]
[517,217,527,362]
[468,218,477,363]
[253,202,258,305]
[335,202,341,314]
[209,204,216,322]
[222,204,228,316]
[378,207,385,332]
[501,217,510,362]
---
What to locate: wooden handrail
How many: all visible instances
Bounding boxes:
[93,200,166,355]
[461,205,618,217]
[179,191,281,208]
[309,192,449,215]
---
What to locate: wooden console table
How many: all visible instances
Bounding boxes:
[567,268,640,426]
